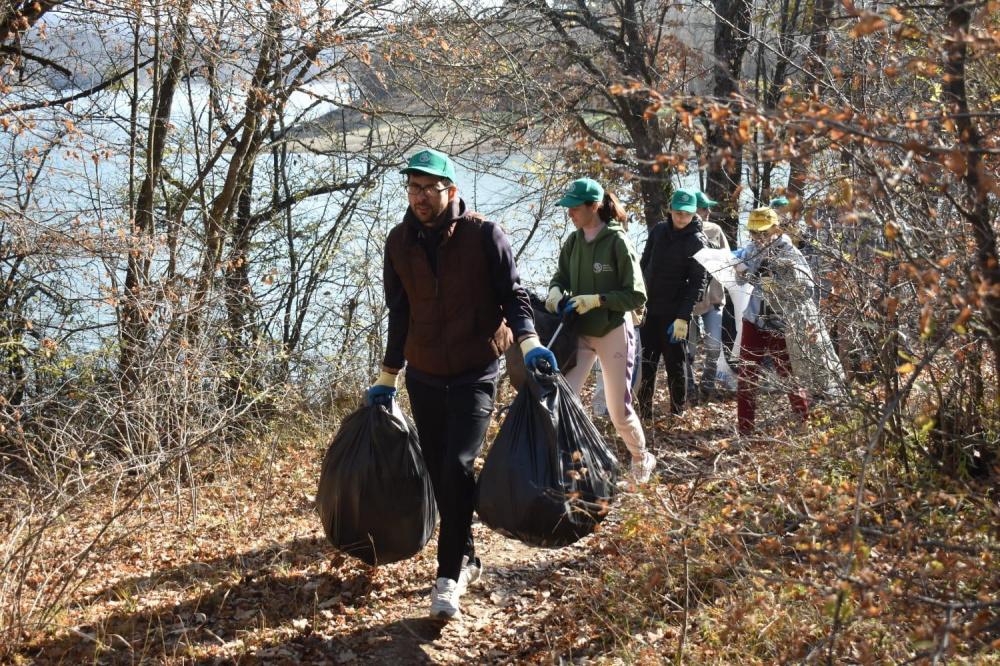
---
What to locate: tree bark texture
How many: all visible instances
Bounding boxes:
[119,0,193,388]
[705,0,751,245]
[942,0,1000,384]
[787,0,833,202]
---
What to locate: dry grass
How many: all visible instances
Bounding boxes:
[537,395,1000,664]
[4,387,998,664]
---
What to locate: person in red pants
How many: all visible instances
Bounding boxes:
[734,207,811,436]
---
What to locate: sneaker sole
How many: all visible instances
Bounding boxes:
[429,609,461,620]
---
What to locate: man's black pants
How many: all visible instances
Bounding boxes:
[405,375,496,582]
[637,314,689,417]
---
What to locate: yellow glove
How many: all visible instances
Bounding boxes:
[366,369,399,406]
[759,276,776,293]
[566,294,602,315]
[545,286,563,314]
[374,369,398,388]
[668,318,688,343]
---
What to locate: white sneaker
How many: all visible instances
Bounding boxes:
[429,577,461,619]
[457,555,482,593]
[630,451,656,484]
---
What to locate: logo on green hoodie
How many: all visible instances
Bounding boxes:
[593,262,612,273]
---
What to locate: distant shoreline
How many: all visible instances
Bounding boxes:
[284,106,554,155]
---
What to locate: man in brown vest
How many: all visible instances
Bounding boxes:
[366,148,555,620]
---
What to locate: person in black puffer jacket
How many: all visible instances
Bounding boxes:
[637,188,709,417]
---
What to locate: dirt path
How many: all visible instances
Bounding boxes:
[347,523,597,664]
[19,390,749,664]
[20,446,616,665]
[18,390,991,664]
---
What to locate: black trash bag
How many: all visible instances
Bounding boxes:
[476,365,618,548]
[317,402,437,566]
[722,298,738,368]
[505,292,578,392]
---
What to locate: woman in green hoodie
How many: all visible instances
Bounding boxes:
[545,178,655,484]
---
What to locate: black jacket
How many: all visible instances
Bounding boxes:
[640,217,708,321]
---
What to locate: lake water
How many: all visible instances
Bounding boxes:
[0,79,771,378]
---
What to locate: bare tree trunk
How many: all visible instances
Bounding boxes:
[185,9,278,340]
[616,95,671,230]
[760,0,801,200]
[942,0,1000,384]
[224,163,258,408]
[119,0,193,388]
[705,0,751,245]
[787,0,833,202]
[518,0,674,230]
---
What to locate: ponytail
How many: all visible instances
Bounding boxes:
[597,191,628,226]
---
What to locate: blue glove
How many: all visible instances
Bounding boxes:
[520,337,559,373]
[562,294,601,315]
[732,247,748,260]
[366,385,395,407]
[365,370,398,406]
[525,346,558,373]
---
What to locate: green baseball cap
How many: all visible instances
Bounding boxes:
[556,178,604,207]
[400,149,457,181]
[770,196,790,208]
[695,191,718,209]
[670,188,698,213]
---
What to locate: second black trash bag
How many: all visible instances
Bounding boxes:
[317,402,437,566]
[476,366,619,548]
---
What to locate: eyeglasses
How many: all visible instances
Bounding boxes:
[405,182,449,197]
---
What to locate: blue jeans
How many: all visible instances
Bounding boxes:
[698,306,724,392]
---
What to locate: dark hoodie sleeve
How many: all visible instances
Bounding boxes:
[483,221,536,340]
[639,224,658,273]
[676,234,708,320]
[382,229,408,371]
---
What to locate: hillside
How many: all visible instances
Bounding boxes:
[12,385,998,664]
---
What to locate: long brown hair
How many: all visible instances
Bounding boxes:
[597,191,628,228]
